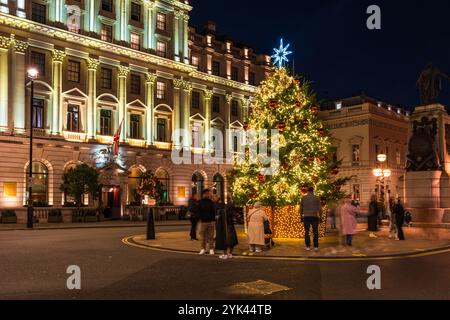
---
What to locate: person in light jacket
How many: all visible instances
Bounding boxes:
[247,202,268,253]
[338,198,359,246]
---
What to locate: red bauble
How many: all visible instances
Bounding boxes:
[243,122,250,131]
[318,128,326,137]
[300,185,308,194]
[308,156,315,162]
[269,100,278,109]
[282,163,289,171]
[320,156,329,162]
[295,100,302,108]
[302,119,310,127]
[257,173,266,183]
[311,105,319,113]
[295,79,301,86]
[332,168,339,175]
[278,122,286,132]
[333,185,342,191]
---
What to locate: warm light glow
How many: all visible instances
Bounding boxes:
[383,169,392,178]
[27,67,39,79]
[373,168,383,177]
[377,154,387,163]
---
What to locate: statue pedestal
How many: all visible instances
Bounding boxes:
[404,171,445,222]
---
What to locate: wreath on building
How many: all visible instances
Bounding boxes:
[137,171,164,204]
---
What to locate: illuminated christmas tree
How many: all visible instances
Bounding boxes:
[229,67,348,209]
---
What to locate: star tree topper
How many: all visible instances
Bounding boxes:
[271,38,292,68]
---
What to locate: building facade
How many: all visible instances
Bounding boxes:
[320,95,410,208]
[0,0,271,216]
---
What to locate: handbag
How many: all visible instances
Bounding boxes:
[264,219,272,235]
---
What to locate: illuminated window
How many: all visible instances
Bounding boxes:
[101,68,112,89]
[231,100,239,117]
[31,2,46,24]
[336,101,343,110]
[191,91,200,109]
[25,162,49,206]
[66,105,80,132]
[156,81,166,100]
[191,55,200,67]
[156,13,167,31]
[130,2,141,22]
[129,114,141,139]
[31,51,46,77]
[32,98,45,129]
[101,0,113,12]
[3,182,17,198]
[67,60,81,83]
[212,96,220,113]
[156,41,167,58]
[130,74,141,95]
[156,118,166,142]
[130,32,141,50]
[128,167,143,205]
[100,109,112,136]
[101,24,113,42]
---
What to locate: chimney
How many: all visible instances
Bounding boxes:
[205,21,217,33]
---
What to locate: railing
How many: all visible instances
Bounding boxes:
[128,139,147,148]
[63,131,87,142]
[125,206,187,221]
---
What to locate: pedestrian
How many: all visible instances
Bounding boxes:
[197,189,217,255]
[368,195,379,238]
[215,198,239,260]
[338,197,359,246]
[247,202,268,254]
[387,198,398,239]
[187,194,199,241]
[405,211,413,227]
[393,198,406,241]
[300,187,322,251]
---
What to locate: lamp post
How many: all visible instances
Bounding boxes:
[27,67,39,229]
[373,153,391,204]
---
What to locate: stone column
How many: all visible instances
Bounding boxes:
[173,79,182,148]
[87,0,97,33]
[11,37,28,133]
[182,81,192,148]
[52,49,66,135]
[144,0,155,50]
[145,72,157,145]
[182,12,190,64]
[0,36,10,131]
[86,58,100,139]
[173,11,181,62]
[225,94,233,156]
[118,65,129,142]
[203,89,213,151]
[118,0,128,42]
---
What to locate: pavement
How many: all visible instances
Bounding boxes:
[127,225,450,259]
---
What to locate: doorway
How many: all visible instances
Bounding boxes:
[102,186,121,219]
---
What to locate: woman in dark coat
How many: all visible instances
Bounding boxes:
[215,199,239,259]
[368,195,379,238]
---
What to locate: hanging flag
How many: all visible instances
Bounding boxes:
[113,120,123,156]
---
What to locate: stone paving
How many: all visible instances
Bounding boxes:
[131,225,450,258]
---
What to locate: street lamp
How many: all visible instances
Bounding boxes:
[27,67,38,229]
[373,153,391,204]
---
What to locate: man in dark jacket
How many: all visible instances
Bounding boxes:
[197,189,217,255]
[188,194,199,241]
[393,198,406,241]
[300,187,322,251]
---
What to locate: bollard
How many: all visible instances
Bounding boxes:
[147,207,156,240]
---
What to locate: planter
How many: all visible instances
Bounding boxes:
[84,216,99,223]
[1,216,17,224]
[48,216,63,223]
[98,214,105,222]
[72,215,84,223]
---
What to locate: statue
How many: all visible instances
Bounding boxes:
[416,63,449,105]
[406,117,440,172]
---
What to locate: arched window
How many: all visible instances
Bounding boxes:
[26,162,49,206]
[213,173,224,201]
[156,169,170,204]
[191,172,205,200]
[128,167,143,206]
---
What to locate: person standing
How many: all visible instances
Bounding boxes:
[368,195,379,238]
[198,189,217,255]
[247,202,268,254]
[300,187,322,251]
[215,198,239,259]
[393,198,406,241]
[338,198,359,246]
[387,198,398,239]
[188,194,199,241]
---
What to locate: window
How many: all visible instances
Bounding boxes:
[212,61,221,76]
[101,0,113,12]
[233,136,238,153]
[130,114,141,139]
[67,60,81,83]
[156,81,166,100]
[130,32,141,50]
[156,13,167,31]
[130,74,141,95]
[231,67,239,81]
[249,72,256,86]
[352,185,361,202]
[212,96,220,113]
[130,2,141,22]
[31,2,46,24]
[352,144,361,163]
[156,118,166,142]
[192,91,200,109]
[66,105,80,132]
[68,17,80,33]
[100,109,112,135]
[32,98,45,129]
[26,162,49,205]
[128,167,143,205]
[156,41,167,58]
[396,148,401,166]
[101,68,112,89]
[192,124,201,148]
[101,24,113,42]
[31,51,46,77]
[191,55,199,67]
[231,100,239,117]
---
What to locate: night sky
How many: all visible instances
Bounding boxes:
[190,0,450,110]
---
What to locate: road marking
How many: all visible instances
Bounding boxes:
[122,236,450,263]
[222,280,291,296]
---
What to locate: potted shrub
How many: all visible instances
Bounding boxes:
[1,210,17,224]
[48,209,63,223]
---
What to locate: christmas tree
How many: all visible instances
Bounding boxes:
[229,67,348,209]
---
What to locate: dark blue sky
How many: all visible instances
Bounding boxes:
[190,0,450,110]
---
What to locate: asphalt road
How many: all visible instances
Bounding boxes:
[0,226,448,300]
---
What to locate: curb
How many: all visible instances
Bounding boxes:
[122,235,450,262]
[0,223,190,232]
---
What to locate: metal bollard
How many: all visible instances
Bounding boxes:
[147,207,156,240]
